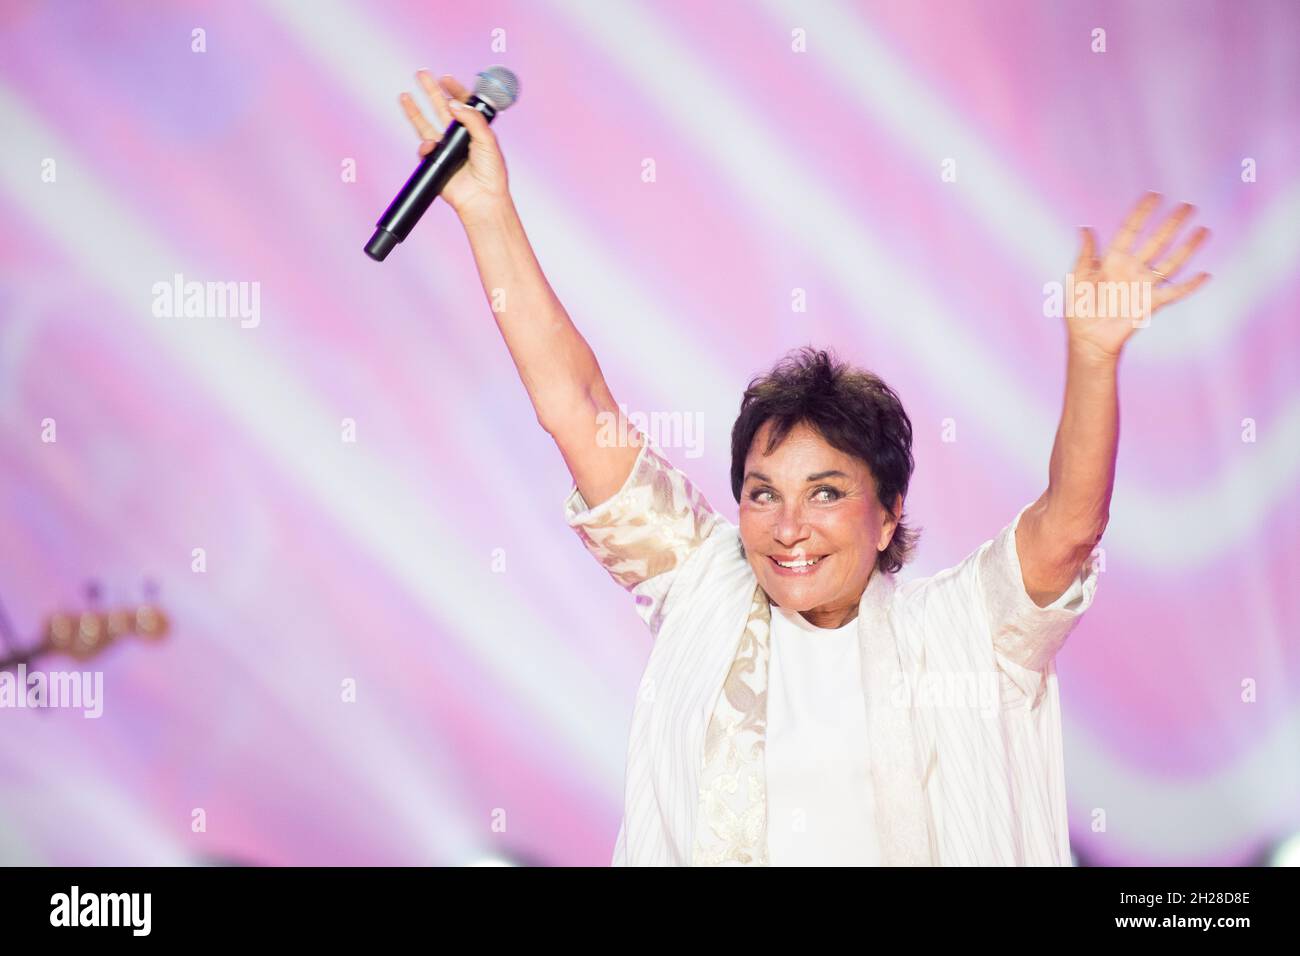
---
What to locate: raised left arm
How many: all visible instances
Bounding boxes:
[1017,192,1212,606]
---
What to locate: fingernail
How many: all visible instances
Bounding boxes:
[448,99,465,109]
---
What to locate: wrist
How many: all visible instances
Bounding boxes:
[1067,336,1122,370]
[456,193,515,230]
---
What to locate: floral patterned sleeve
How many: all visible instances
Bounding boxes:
[976,503,1101,706]
[563,439,723,637]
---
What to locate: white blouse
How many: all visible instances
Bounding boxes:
[766,603,881,866]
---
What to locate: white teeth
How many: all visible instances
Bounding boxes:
[775,556,821,568]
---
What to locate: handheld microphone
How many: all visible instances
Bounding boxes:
[365,66,519,262]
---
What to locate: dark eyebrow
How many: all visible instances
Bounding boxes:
[743,469,850,485]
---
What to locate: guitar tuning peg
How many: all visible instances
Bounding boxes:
[135,604,170,639]
[46,612,76,650]
[106,608,132,638]
[74,612,105,658]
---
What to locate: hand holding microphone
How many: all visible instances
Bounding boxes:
[366,66,519,261]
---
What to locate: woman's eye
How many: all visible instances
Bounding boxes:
[748,487,840,503]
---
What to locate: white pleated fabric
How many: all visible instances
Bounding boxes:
[563,438,1098,866]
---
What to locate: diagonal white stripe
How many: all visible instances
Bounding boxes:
[0,82,626,861]
[757,0,1300,367]
[1064,693,1300,860]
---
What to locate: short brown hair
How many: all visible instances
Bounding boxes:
[730,346,919,574]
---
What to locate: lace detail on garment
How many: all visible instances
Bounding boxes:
[691,585,773,866]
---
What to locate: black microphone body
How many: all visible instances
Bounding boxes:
[365,95,500,262]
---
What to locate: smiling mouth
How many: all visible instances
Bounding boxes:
[768,554,827,575]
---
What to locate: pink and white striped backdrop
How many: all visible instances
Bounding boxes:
[1,0,1296,866]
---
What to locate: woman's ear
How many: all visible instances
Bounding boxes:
[878,494,903,551]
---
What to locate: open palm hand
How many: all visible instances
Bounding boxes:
[1066,192,1212,358]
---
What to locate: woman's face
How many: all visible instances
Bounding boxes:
[738,420,900,629]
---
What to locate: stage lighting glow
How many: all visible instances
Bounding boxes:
[1269,833,1300,867]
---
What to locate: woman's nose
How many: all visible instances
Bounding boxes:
[774,502,809,543]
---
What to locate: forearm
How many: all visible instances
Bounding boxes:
[1016,341,1118,605]
[459,196,608,427]
[1043,341,1119,546]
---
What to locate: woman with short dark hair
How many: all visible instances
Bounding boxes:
[730,347,920,576]
[402,72,1211,866]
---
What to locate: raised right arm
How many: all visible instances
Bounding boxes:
[402,69,641,508]
[458,195,645,507]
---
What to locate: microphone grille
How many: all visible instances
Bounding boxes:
[474,66,520,111]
